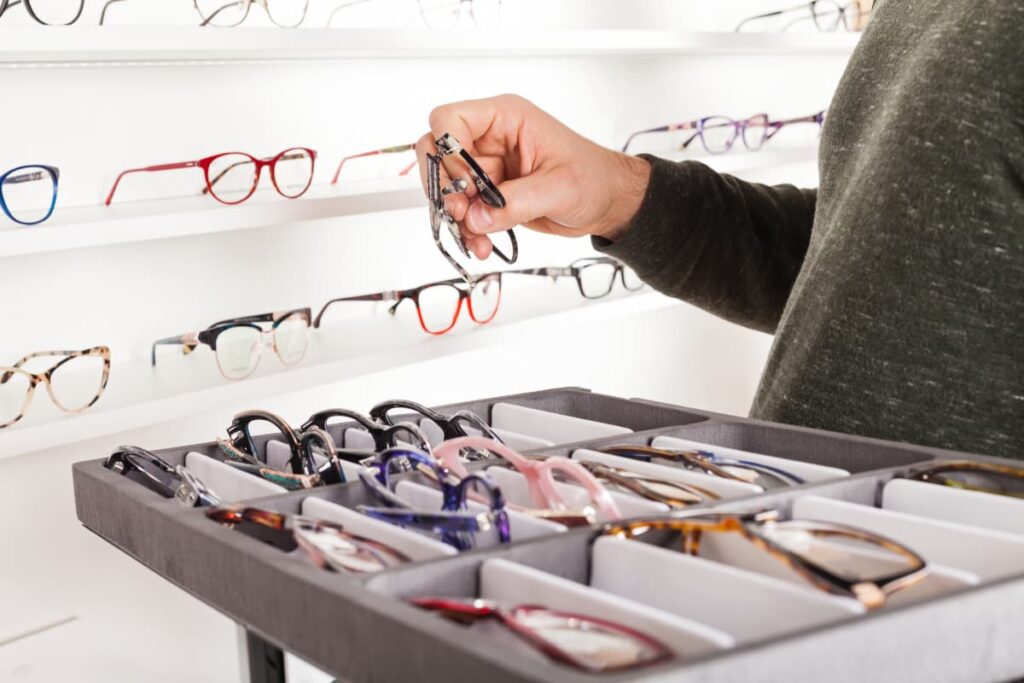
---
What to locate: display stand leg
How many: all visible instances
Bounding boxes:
[237,625,286,683]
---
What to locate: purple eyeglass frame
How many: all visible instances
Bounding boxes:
[622,110,825,154]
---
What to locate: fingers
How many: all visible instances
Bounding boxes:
[427,94,528,155]
[463,172,566,236]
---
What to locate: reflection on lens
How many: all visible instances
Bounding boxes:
[577,262,617,299]
[699,117,739,154]
[206,153,259,204]
[469,275,501,323]
[759,521,918,583]
[215,325,263,380]
[416,284,462,333]
[271,148,315,198]
[620,266,644,291]
[195,0,249,26]
[511,608,665,672]
[265,0,307,27]
[1,166,57,225]
[0,369,32,427]
[742,114,770,151]
[418,0,462,28]
[27,0,84,25]
[48,353,106,412]
[273,313,309,366]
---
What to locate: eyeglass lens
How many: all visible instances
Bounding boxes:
[1,166,57,225]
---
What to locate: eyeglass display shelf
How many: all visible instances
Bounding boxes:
[0,288,673,461]
[0,28,860,67]
[0,181,424,260]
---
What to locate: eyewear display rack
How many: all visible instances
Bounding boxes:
[73,387,1024,683]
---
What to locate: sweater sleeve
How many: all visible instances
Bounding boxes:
[593,155,817,334]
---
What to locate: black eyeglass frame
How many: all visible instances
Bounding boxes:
[0,0,85,25]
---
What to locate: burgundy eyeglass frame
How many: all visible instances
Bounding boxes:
[105,147,317,206]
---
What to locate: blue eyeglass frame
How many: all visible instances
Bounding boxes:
[0,164,60,226]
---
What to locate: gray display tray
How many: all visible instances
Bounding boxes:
[72,387,1024,683]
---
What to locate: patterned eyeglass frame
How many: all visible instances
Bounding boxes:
[0,0,85,24]
[105,148,316,206]
[313,272,502,335]
[601,510,927,609]
[0,165,60,226]
[427,133,517,285]
[0,347,111,429]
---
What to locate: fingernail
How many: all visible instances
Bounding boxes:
[467,202,493,234]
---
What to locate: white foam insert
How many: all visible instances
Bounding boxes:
[480,559,735,657]
[652,435,849,482]
[484,466,669,519]
[184,451,286,501]
[693,526,978,607]
[793,496,1024,580]
[571,448,763,499]
[882,478,1024,537]
[490,403,632,443]
[393,480,565,548]
[301,497,455,562]
[590,537,863,644]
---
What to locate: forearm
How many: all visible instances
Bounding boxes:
[594,156,817,333]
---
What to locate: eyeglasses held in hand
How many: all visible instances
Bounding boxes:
[411,598,672,673]
[735,0,872,33]
[0,165,59,226]
[417,0,501,29]
[314,272,502,335]
[105,445,222,507]
[208,506,411,573]
[577,460,719,509]
[0,0,84,24]
[435,436,623,521]
[427,133,517,284]
[0,347,111,429]
[370,399,504,445]
[358,447,511,550]
[602,510,927,609]
[505,256,644,299]
[105,148,316,206]
[622,111,825,155]
[598,444,804,489]
[151,309,311,380]
[907,460,1024,500]
[331,143,416,185]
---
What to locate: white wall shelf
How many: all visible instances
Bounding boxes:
[0,28,860,66]
[0,183,423,259]
[0,289,675,461]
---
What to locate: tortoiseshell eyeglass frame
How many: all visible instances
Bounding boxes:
[313,273,502,335]
[427,133,517,285]
[906,460,1024,499]
[150,308,311,380]
[601,511,927,609]
[0,346,111,429]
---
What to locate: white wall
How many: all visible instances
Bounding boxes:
[0,1,852,680]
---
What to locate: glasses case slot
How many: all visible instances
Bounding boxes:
[793,496,1024,581]
[184,451,287,501]
[570,448,764,498]
[490,402,633,443]
[881,479,1024,537]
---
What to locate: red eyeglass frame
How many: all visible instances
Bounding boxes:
[105,147,317,206]
[330,143,417,185]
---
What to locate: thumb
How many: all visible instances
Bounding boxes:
[464,173,560,235]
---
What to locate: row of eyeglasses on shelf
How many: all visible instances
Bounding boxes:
[103,397,1023,673]
[2,0,872,32]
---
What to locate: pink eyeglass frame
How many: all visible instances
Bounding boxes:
[433,436,621,520]
[105,147,317,206]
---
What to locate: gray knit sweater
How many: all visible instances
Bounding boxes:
[596,0,1023,458]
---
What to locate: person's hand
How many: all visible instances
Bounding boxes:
[416,94,650,259]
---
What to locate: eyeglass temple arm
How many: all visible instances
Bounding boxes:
[105,160,198,205]
[623,120,701,153]
[151,333,199,366]
[99,0,128,25]
[734,2,810,32]
[331,144,415,185]
[765,110,827,140]
[502,267,575,282]
[313,292,402,327]
[2,169,50,185]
